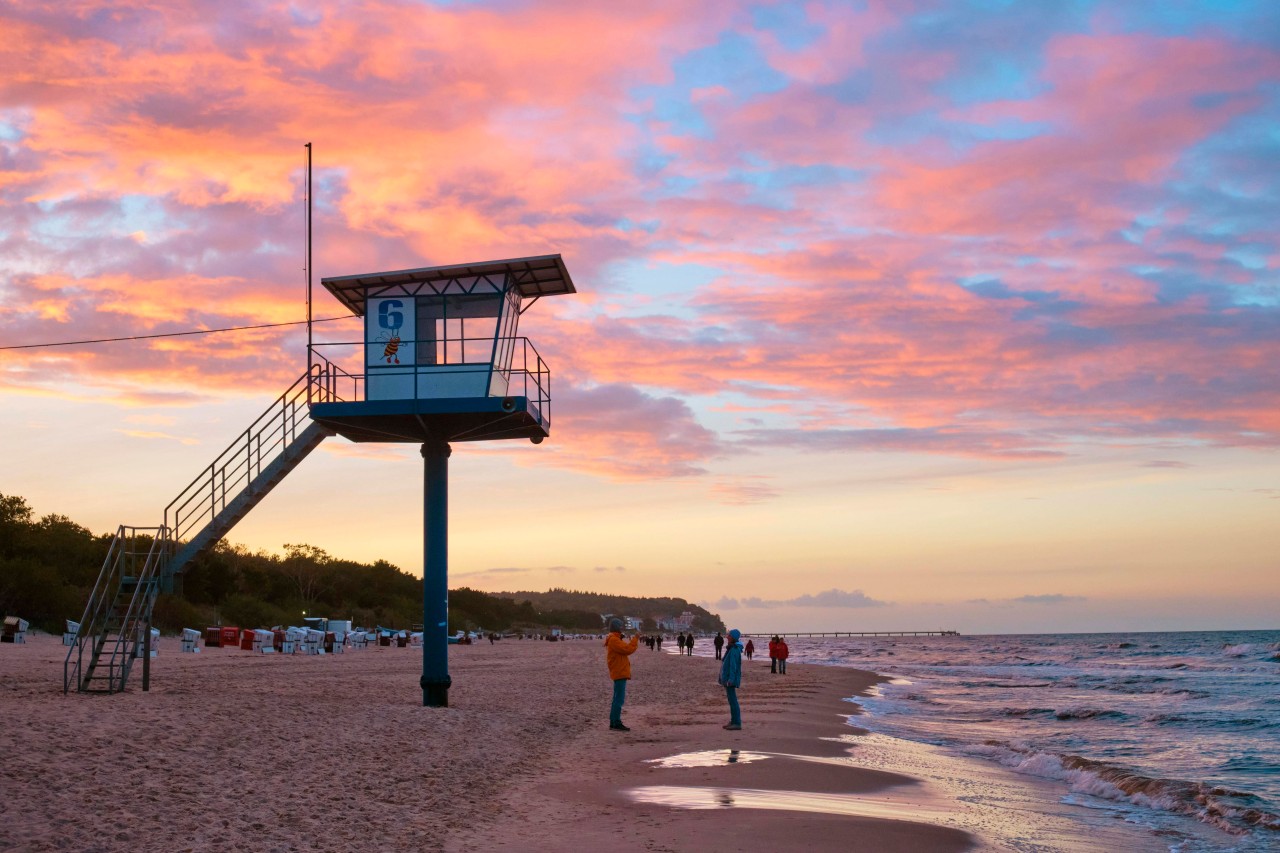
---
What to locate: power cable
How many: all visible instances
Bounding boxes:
[0,315,355,351]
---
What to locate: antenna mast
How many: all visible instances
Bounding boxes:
[305,142,313,386]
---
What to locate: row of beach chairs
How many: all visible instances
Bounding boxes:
[189,627,396,655]
[39,620,418,656]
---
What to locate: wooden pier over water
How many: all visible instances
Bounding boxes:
[756,630,960,638]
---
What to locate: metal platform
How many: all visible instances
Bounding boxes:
[309,395,547,443]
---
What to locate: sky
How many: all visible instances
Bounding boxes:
[1,0,1278,634]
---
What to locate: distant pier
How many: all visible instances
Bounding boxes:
[756,630,960,638]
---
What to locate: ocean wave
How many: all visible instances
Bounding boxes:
[1215,643,1280,665]
[1144,713,1189,724]
[1137,713,1271,730]
[1098,682,1213,699]
[969,742,1280,836]
[1090,676,1208,696]
[1053,707,1127,721]
[998,706,1127,721]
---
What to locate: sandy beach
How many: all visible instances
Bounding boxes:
[1,633,1158,852]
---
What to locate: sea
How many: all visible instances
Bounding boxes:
[780,630,1280,852]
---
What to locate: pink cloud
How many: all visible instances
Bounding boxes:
[539,382,722,481]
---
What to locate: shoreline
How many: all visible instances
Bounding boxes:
[0,633,1166,851]
[460,646,974,852]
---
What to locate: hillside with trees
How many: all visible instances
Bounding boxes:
[0,493,723,635]
[493,589,724,632]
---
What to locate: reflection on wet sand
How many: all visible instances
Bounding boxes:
[631,784,952,821]
[645,749,772,768]
[631,735,1173,851]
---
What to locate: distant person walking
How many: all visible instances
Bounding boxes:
[718,629,743,730]
[604,618,639,731]
[685,633,695,656]
[768,636,779,673]
[776,636,789,674]
[677,633,686,654]
[656,635,663,651]
[713,631,724,660]
[744,638,754,661]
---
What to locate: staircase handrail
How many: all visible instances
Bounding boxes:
[164,369,317,545]
[63,525,169,694]
[103,529,169,692]
[64,526,128,693]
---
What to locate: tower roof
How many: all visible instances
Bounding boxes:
[320,253,576,317]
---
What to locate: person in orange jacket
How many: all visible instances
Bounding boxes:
[604,618,640,731]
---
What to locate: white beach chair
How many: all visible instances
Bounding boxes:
[2,617,29,644]
[181,627,202,653]
[282,626,306,655]
[252,629,276,654]
[303,628,325,654]
[63,619,80,646]
[133,626,160,658]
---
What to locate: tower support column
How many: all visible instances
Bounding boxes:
[420,438,452,707]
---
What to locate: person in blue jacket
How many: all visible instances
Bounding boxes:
[718,629,744,730]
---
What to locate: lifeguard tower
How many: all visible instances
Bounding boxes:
[65,253,575,708]
[310,255,575,706]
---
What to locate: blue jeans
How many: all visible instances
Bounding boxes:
[610,678,628,724]
[725,686,740,725]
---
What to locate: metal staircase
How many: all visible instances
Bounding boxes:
[165,368,334,588]
[64,526,169,694]
[64,367,336,693]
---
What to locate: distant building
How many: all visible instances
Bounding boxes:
[656,611,695,631]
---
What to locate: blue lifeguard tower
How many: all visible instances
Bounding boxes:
[65,253,575,707]
[310,255,575,706]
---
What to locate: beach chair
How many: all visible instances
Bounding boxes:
[283,626,306,655]
[133,627,160,658]
[252,629,276,653]
[63,619,80,647]
[409,632,424,648]
[2,617,29,644]
[181,628,202,653]
[302,628,325,654]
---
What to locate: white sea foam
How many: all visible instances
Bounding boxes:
[792,629,1280,851]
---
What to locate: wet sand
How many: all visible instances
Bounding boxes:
[1,633,1149,851]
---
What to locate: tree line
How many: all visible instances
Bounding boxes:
[0,493,723,635]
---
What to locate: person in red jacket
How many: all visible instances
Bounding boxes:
[768,636,779,673]
[604,618,640,731]
[776,636,789,674]
[744,638,755,661]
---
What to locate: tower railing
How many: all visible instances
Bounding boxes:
[308,336,552,424]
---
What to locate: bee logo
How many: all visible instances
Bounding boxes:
[378,332,401,364]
